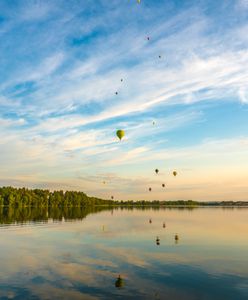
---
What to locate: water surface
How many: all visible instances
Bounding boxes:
[0,207,247,299]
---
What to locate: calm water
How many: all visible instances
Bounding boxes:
[0,206,247,300]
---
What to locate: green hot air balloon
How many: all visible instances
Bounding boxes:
[116,130,125,141]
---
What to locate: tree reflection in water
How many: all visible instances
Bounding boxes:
[0,206,109,225]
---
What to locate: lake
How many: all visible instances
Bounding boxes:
[0,206,247,299]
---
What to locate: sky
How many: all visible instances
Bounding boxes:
[0,0,248,201]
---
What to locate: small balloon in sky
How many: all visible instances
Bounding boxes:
[111,195,114,200]
[149,187,152,192]
[173,171,177,177]
[115,91,118,95]
[162,183,165,188]
[152,121,155,126]
[116,130,125,141]
[155,169,159,174]
[159,55,162,59]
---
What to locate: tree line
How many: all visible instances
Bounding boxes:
[0,186,247,207]
[0,186,114,207]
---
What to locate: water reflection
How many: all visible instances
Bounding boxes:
[0,206,202,226]
[115,275,124,288]
[0,206,109,226]
[0,207,247,299]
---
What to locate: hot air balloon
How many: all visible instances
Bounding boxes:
[111,196,114,200]
[152,121,155,126]
[149,187,152,192]
[116,130,125,141]
[115,91,118,95]
[173,171,177,177]
[147,36,150,41]
[103,181,106,185]
[149,218,152,223]
[159,55,162,59]
[115,275,124,288]
[156,236,160,245]
[155,169,159,174]
[175,234,179,241]
[163,222,166,228]
[162,183,165,188]
[121,78,123,82]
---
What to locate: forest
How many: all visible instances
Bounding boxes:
[0,186,114,207]
[0,186,247,208]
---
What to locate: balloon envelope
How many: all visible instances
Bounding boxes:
[116,130,125,140]
[173,171,177,176]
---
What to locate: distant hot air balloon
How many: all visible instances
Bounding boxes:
[149,218,152,223]
[147,36,150,41]
[116,130,125,141]
[149,187,152,192]
[159,55,162,59]
[163,222,166,228]
[111,196,114,200]
[103,181,106,185]
[152,121,155,126]
[162,183,165,188]
[173,171,177,177]
[175,234,179,241]
[121,78,123,82]
[115,91,118,95]
[156,236,160,246]
[155,169,159,174]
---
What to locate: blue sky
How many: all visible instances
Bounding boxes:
[0,0,248,201]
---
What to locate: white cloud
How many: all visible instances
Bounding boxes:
[238,87,248,103]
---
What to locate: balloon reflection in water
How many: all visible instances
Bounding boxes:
[115,275,124,288]
[175,234,179,244]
